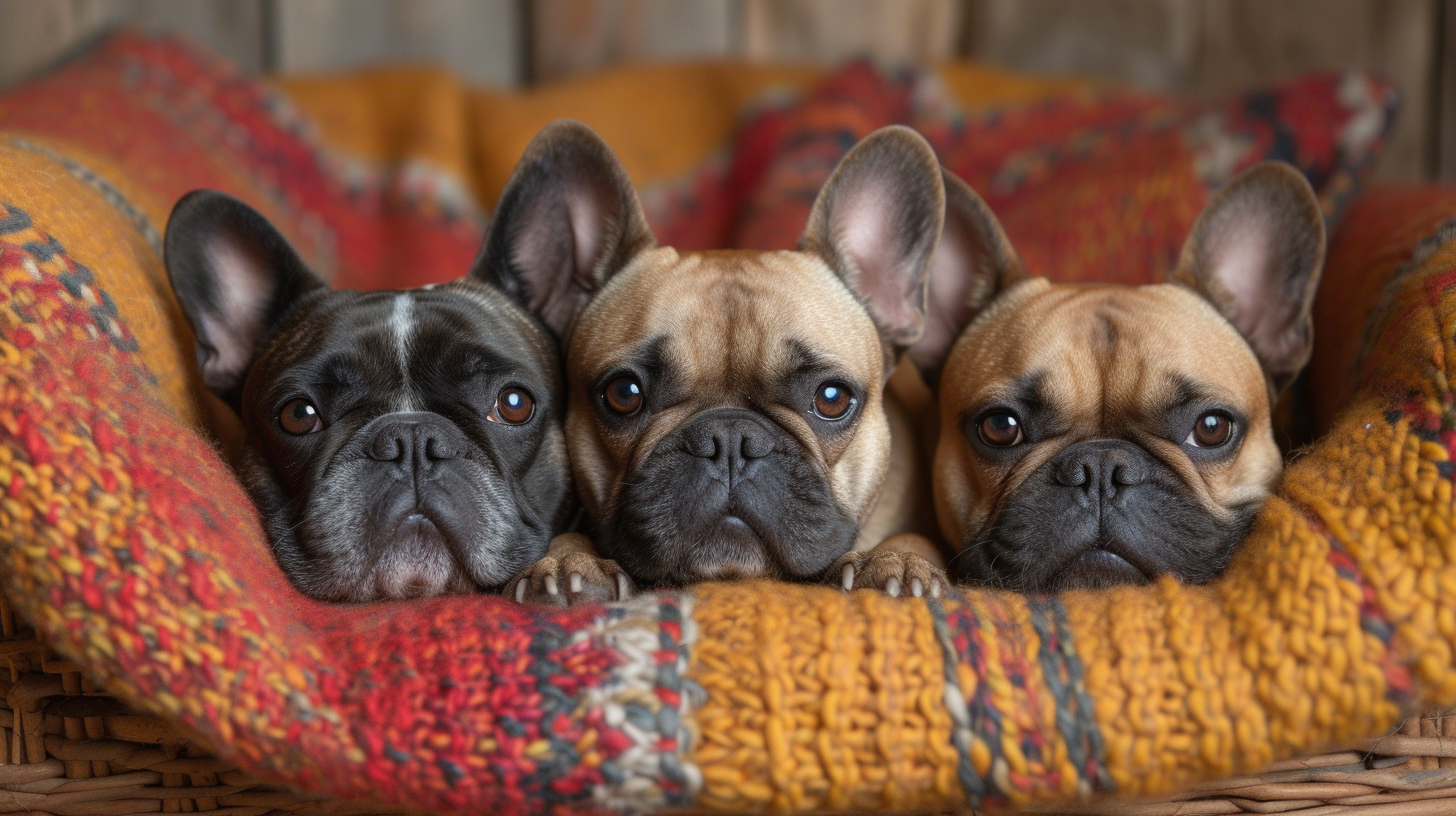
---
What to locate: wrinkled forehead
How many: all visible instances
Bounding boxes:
[271,283,551,372]
[570,248,883,381]
[946,282,1268,413]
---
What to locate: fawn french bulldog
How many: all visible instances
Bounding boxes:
[911,162,1325,592]
[165,191,572,602]
[485,121,949,605]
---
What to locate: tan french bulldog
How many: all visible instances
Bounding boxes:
[910,162,1325,592]
[481,121,950,605]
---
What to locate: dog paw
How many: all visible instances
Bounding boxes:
[831,550,950,599]
[510,551,634,607]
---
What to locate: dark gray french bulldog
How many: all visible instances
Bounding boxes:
[164,190,572,602]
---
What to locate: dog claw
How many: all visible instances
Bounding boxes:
[513,548,630,606]
[832,549,949,598]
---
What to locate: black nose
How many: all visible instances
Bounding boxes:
[364,412,467,474]
[1050,440,1148,502]
[681,409,775,475]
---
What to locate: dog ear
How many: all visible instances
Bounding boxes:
[472,119,656,338]
[800,126,945,361]
[905,168,1025,387]
[1169,161,1326,396]
[164,190,325,400]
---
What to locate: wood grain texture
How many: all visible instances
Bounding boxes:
[1441,0,1456,180]
[741,0,960,65]
[273,0,520,86]
[1197,0,1436,181]
[531,0,737,82]
[0,0,265,89]
[0,0,109,88]
[964,0,1203,91]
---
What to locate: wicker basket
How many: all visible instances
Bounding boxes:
[0,596,402,816]
[1035,717,1456,816]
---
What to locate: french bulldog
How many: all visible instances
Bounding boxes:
[909,162,1325,592]
[164,190,573,602]
[483,121,950,605]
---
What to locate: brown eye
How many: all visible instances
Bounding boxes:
[279,399,322,435]
[977,411,1023,447]
[1188,412,1233,448]
[604,375,643,415]
[488,387,534,425]
[812,382,855,421]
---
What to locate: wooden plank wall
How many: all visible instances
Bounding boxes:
[1443,0,1456,179]
[0,0,269,80]
[272,0,519,85]
[529,0,738,83]
[0,0,1450,180]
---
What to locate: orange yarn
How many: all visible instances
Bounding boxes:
[689,582,960,812]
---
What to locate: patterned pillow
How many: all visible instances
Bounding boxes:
[926,72,1396,284]
[730,63,1397,290]
[729,61,918,251]
[0,31,486,294]
[639,91,801,252]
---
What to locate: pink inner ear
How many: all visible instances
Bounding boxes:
[201,239,272,383]
[1206,207,1293,352]
[915,216,977,365]
[837,178,899,279]
[567,187,606,281]
[1212,209,1272,311]
[834,177,921,340]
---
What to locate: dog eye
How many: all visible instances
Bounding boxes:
[278,399,323,436]
[977,411,1023,447]
[1187,412,1233,448]
[812,381,856,421]
[604,375,644,416]
[488,387,535,425]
